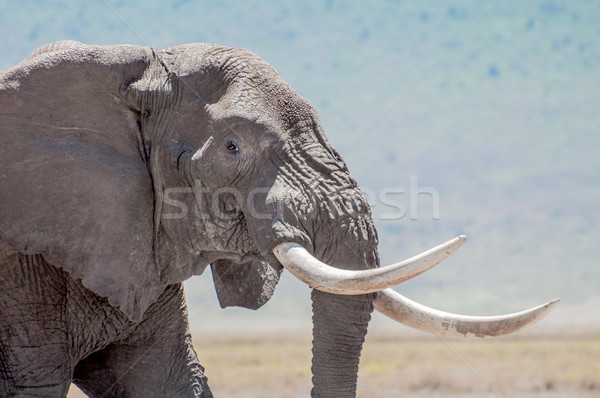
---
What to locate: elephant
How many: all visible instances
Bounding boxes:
[0,41,558,397]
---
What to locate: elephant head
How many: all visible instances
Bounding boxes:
[0,41,558,396]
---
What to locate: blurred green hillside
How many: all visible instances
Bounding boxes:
[1,1,598,330]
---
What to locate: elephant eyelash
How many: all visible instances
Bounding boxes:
[225,140,239,153]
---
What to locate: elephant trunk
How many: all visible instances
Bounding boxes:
[244,172,379,396]
[306,220,379,397]
[311,290,374,397]
[239,125,382,395]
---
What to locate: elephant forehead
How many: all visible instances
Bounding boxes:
[164,43,280,94]
[166,44,318,126]
[205,99,318,144]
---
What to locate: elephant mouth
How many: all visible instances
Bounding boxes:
[273,236,560,338]
[211,251,283,310]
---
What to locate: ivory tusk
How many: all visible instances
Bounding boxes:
[272,235,466,295]
[374,288,560,338]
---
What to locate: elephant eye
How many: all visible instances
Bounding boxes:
[225,140,239,153]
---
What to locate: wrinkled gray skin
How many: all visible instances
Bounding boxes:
[0,41,379,397]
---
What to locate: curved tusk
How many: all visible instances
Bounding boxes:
[272,235,466,295]
[374,288,560,338]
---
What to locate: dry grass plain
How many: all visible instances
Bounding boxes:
[67,331,600,397]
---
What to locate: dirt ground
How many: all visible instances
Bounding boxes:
[67,333,600,397]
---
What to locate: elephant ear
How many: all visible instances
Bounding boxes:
[0,42,162,321]
[211,256,283,310]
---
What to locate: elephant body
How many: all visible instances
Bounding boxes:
[0,245,210,397]
[0,41,377,397]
